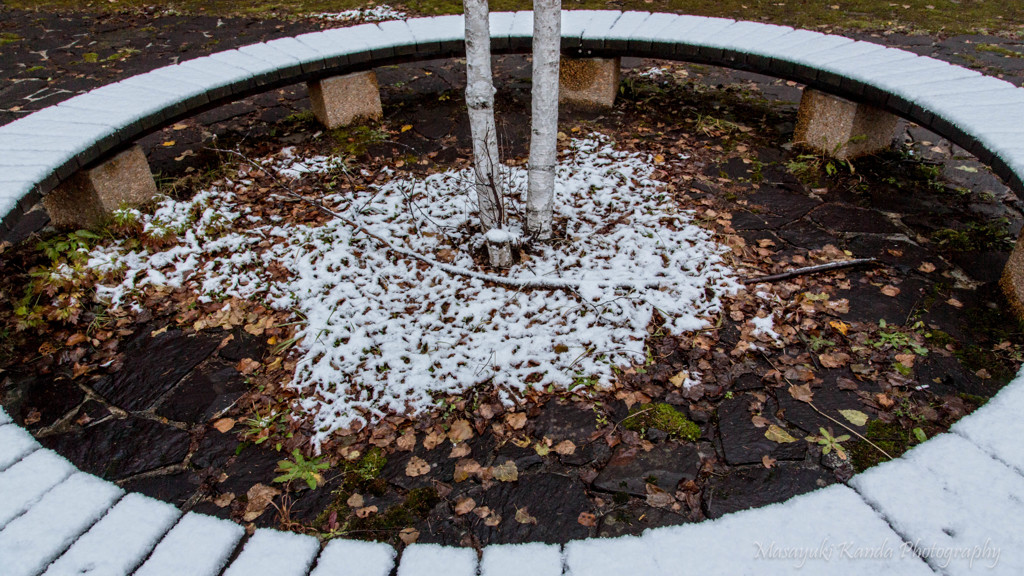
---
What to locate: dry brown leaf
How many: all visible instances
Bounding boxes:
[788,383,814,403]
[876,393,895,408]
[399,528,420,545]
[505,413,527,430]
[242,483,280,521]
[474,506,492,518]
[515,507,538,525]
[347,493,365,508]
[947,298,964,308]
[554,440,577,455]
[448,420,474,443]
[784,367,815,382]
[880,285,901,297]
[484,513,502,527]
[453,459,482,482]
[750,415,771,429]
[396,432,417,452]
[236,358,260,375]
[492,461,519,482]
[66,333,88,347]
[212,418,235,433]
[895,353,916,368]
[918,262,936,273]
[213,492,235,508]
[818,352,851,368]
[455,497,477,516]
[449,443,471,459]
[405,456,431,477]
[356,505,378,518]
[976,368,992,380]
[423,431,445,450]
[645,484,675,508]
[577,512,598,527]
[762,455,776,469]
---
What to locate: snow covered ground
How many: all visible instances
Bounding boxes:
[87,136,739,448]
[313,5,407,23]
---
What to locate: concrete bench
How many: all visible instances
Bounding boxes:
[2,11,1024,575]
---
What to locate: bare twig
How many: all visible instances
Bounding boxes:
[742,258,878,285]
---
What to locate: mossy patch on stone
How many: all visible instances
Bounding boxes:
[623,403,700,442]
[849,419,914,473]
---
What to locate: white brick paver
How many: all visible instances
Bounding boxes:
[43,493,181,576]
[480,542,563,576]
[0,424,40,471]
[397,544,478,576]
[310,539,396,576]
[0,450,76,529]
[0,472,123,576]
[223,529,321,576]
[133,512,245,576]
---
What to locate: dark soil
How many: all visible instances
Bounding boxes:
[2,8,1023,553]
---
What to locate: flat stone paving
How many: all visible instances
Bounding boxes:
[2,10,1024,575]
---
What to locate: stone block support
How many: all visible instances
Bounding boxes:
[793,89,899,159]
[307,71,383,129]
[1002,235,1024,321]
[559,57,621,109]
[43,145,157,230]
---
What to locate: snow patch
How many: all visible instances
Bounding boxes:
[88,136,739,449]
[315,5,406,23]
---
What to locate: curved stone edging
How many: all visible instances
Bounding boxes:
[2,11,1024,575]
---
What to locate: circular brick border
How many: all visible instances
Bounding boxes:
[2,11,1024,575]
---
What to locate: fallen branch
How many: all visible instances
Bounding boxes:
[742,258,878,285]
[210,146,678,293]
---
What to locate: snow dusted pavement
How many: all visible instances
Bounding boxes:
[2,372,1023,575]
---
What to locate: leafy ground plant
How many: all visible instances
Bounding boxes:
[274,449,330,490]
[806,427,851,460]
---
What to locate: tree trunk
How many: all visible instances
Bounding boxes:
[526,0,560,240]
[464,0,512,267]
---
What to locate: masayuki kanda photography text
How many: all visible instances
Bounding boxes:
[754,538,1001,569]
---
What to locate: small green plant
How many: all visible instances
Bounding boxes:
[623,403,701,441]
[806,427,851,460]
[242,409,280,445]
[869,319,928,356]
[808,334,836,352]
[274,449,330,490]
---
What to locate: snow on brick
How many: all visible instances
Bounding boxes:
[0,449,75,529]
[0,472,123,576]
[0,405,11,425]
[134,512,244,576]
[851,434,1023,574]
[0,424,39,471]
[87,136,738,450]
[397,544,477,576]
[952,367,1024,474]
[481,542,564,576]
[310,539,396,576]
[641,484,933,574]
[223,529,320,576]
[564,535,659,576]
[43,493,181,576]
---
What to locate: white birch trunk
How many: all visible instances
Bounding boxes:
[464,0,512,267]
[526,0,560,240]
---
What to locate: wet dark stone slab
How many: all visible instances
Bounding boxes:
[731,188,820,230]
[191,428,241,471]
[217,327,267,363]
[845,235,933,271]
[92,328,219,411]
[530,400,611,466]
[808,204,899,234]
[121,471,202,508]
[381,435,496,491]
[950,250,1009,284]
[40,416,190,480]
[702,462,833,519]
[1,371,83,429]
[597,502,689,538]
[837,275,928,326]
[716,397,806,466]
[460,473,594,545]
[777,378,871,436]
[156,358,245,424]
[776,218,839,250]
[592,443,700,496]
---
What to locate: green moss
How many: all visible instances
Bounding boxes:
[0,33,22,46]
[344,487,440,543]
[977,44,1024,59]
[623,403,700,442]
[957,392,990,408]
[849,420,913,473]
[330,124,387,157]
[932,220,1012,252]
